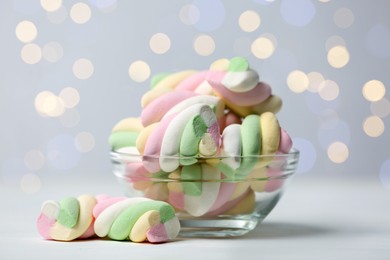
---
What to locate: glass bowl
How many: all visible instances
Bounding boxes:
[110,149,299,238]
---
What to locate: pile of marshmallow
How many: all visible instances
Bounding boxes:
[108,57,293,217]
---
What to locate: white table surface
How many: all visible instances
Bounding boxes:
[1,175,389,260]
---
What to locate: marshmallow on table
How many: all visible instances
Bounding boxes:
[37,195,180,243]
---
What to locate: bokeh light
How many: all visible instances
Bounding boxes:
[40,0,62,12]
[34,91,66,117]
[362,80,386,102]
[21,43,42,64]
[318,80,339,101]
[327,141,349,164]
[287,70,309,93]
[88,0,117,12]
[59,87,80,108]
[307,71,325,93]
[325,35,346,51]
[42,41,63,62]
[179,4,200,25]
[70,2,92,24]
[15,20,37,43]
[20,173,41,194]
[251,36,275,59]
[191,0,225,32]
[239,10,261,32]
[193,34,215,56]
[24,150,45,171]
[327,45,350,68]
[292,137,317,174]
[47,5,68,24]
[333,7,354,29]
[46,134,82,170]
[280,0,316,27]
[379,159,390,190]
[128,60,151,82]
[73,58,94,79]
[75,132,95,152]
[371,98,390,118]
[149,33,171,54]
[363,116,385,137]
[366,24,390,59]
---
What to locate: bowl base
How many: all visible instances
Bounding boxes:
[178,216,261,237]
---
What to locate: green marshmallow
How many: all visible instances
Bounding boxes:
[108,201,176,241]
[109,131,139,150]
[182,164,202,196]
[228,57,249,72]
[179,115,208,165]
[57,197,80,228]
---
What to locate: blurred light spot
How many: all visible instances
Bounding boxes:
[149,33,171,54]
[46,134,81,170]
[239,10,261,32]
[34,91,66,117]
[287,70,309,93]
[305,91,340,116]
[327,45,349,68]
[179,4,200,25]
[280,0,316,27]
[251,36,275,59]
[21,43,42,64]
[319,80,339,101]
[307,71,325,93]
[334,7,354,29]
[371,98,390,118]
[363,116,384,137]
[40,0,62,12]
[42,41,63,62]
[128,60,151,82]
[15,20,37,43]
[192,0,225,32]
[327,142,349,164]
[379,159,390,190]
[59,87,80,108]
[193,34,215,56]
[325,35,346,51]
[59,108,81,128]
[70,2,91,24]
[20,173,41,194]
[75,132,95,152]
[24,150,45,171]
[318,0,331,2]
[73,58,94,79]
[366,24,390,58]
[88,0,117,12]
[233,37,251,56]
[319,120,350,149]
[47,5,68,24]
[363,80,386,102]
[292,137,316,174]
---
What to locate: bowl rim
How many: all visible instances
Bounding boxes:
[110,147,300,161]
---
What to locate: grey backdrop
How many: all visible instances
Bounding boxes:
[1,0,390,195]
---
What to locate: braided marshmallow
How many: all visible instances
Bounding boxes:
[36,195,180,243]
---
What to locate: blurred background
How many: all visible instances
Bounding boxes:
[1,0,389,195]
